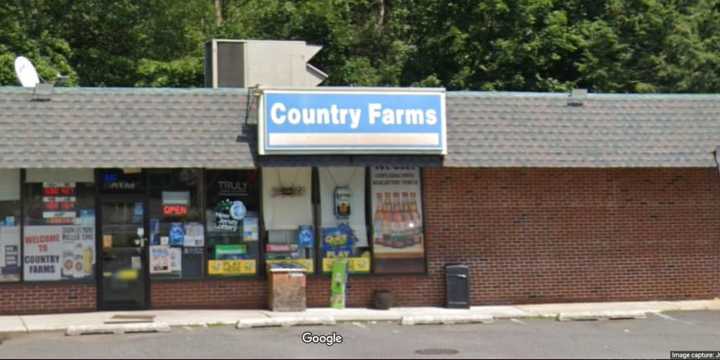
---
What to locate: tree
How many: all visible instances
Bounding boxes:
[0,1,77,86]
[2,0,720,92]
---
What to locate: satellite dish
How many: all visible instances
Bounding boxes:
[14,56,40,88]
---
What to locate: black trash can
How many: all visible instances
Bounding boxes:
[445,264,470,308]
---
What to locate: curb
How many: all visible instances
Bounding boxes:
[65,322,171,336]
[557,311,648,321]
[400,314,494,326]
[236,316,336,329]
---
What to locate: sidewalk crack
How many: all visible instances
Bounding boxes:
[18,316,28,333]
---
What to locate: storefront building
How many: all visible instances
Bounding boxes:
[0,86,718,314]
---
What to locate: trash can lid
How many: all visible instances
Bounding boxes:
[445,263,468,269]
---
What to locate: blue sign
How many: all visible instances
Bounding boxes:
[259,89,446,155]
[297,225,314,248]
[229,201,247,220]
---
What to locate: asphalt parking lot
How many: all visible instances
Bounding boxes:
[1,311,718,359]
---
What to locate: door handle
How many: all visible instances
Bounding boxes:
[452,274,467,278]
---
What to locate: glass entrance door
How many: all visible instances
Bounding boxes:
[99,195,148,310]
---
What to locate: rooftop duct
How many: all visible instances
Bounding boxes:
[204,39,327,88]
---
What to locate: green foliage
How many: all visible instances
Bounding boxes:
[0,1,77,85]
[2,0,720,92]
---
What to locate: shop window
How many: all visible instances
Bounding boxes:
[262,167,315,273]
[0,170,21,282]
[318,167,371,274]
[206,170,260,277]
[147,169,204,279]
[23,169,96,282]
[369,166,426,274]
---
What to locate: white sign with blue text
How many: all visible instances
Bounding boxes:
[259,89,446,155]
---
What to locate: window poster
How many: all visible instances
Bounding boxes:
[0,226,20,281]
[23,225,95,281]
[207,170,258,236]
[183,222,205,247]
[208,259,256,276]
[23,226,63,281]
[212,199,244,233]
[60,225,95,279]
[169,247,182,272]
[42,182,77,225]
[150,245,171,274]
[243,215,259,241]
[169,222,185,246]
[370,166,426,273]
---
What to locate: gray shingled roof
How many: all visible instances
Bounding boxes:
[0,87,255,168]
[446,92,720,167]
[1,87,719,168]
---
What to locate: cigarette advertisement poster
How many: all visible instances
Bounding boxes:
[42,183,77,225]
[208,259,256,276]
[370,166,426,273]
[0,226,20,281]
[23,225,95,281]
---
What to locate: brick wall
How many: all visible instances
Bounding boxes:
[0,283,95,314]
[422,167,720,304]
[153,167,720,309]
[4,167,719,314]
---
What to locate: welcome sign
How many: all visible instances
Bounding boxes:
[258,88,446,155]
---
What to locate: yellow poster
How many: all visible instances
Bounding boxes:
[208,259,256,276]
[322,257,370,273]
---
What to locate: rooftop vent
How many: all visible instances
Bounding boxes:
[567,88,587,106]
[204,39,327,88]
[31,83,54,102]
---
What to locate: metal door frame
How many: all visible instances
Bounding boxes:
[95,172,150,311]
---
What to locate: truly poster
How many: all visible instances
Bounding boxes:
[370,166,426,273]
[0,226,20,281]
[23,226,63,281]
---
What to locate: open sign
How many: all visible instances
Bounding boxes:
[163,204,188,217]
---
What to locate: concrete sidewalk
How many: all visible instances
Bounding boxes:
[0,299,717,334]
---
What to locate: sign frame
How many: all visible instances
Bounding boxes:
[258,87,447,156]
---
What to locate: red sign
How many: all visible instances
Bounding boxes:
[163,205,188,217]
[42,186,75,197]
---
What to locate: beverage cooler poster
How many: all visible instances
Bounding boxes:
[370,166,425,273]
[23,225,95,281]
